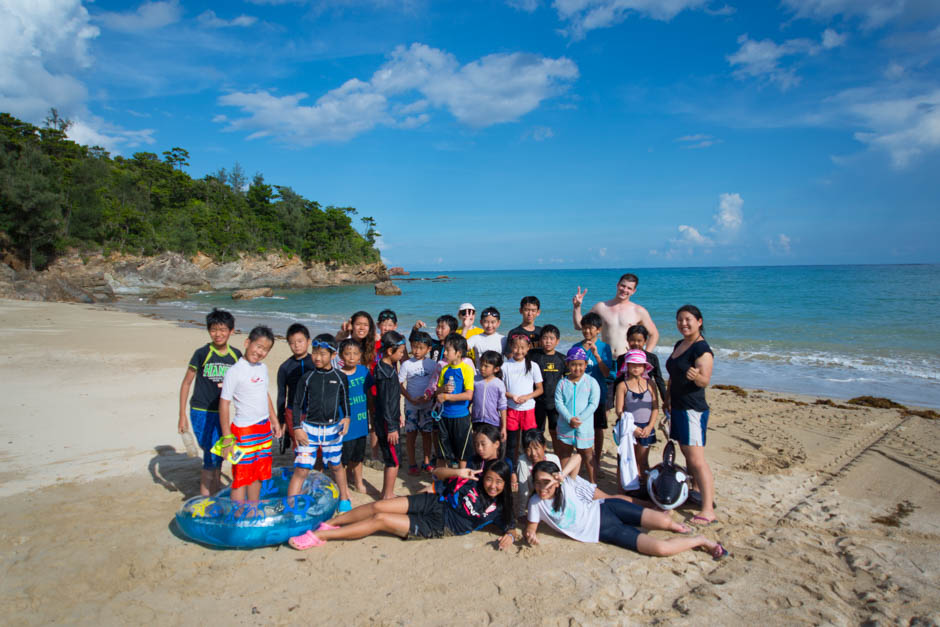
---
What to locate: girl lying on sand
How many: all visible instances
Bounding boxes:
[525,453,728,560]
[290,459,516,550]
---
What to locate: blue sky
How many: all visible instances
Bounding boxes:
[2,0,939,270]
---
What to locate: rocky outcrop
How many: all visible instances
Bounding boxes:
[147,287,190,303]
[374,281,402,296]
[388,266,409,276]
[0,251,389,304]
[232,287,274,300]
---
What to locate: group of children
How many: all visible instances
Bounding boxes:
[177,297,725,560]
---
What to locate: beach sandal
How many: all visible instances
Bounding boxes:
[408,464,420,476]
[317,522,339,531]
[711,543,729,561]
[423,463,434,474]
[337,499,352,513]
[690,515,718,526]
[288,530,325,550]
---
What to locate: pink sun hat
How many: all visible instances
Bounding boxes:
[619,349,654,379]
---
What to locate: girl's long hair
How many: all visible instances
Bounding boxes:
[481,459,514,530]
[349,311,376,364]
[532,460,564,513]
[676,304,705,338]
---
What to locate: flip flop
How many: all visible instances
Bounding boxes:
[690,515,718,526]
[711,543,729,561]
[288,530,325,550]
[317,522,340,531]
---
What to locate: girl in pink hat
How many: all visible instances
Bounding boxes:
[614,349,660,478]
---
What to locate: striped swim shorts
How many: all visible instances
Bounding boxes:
[295,422,343,468]
[230,419,273,489]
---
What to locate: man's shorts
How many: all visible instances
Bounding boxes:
[593,404,609,430]
[190,408,222,470]
[341,435,367,465]
[404,493,446,540]
[534,404,559,432]
[436,415,472,463]
[669,409,709,447]
[231,419,273,489]
[374,429,400,468]
[506,408,536,431]
[405,407,434,433]
[295,422,343,468]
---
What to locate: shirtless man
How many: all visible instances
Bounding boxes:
[572,273,659,357]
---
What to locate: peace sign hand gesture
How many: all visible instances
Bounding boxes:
[572,286,588,308]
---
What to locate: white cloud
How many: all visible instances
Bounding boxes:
[883,62,905,80]
[507,0,540,11]
[598,247,607,257]
[711,192,743,238]
[531,126,555,140]
[218,43,578,144]
[727,30,846,91]
[0,0,154,153]
[96,0,182,32]
[676,133,720,148]
[197,10,258,28]
[552,0,709,39]
[769,233,792,254]
[781,0,906,29]
[676,225,712,246]
[704,4,735,16]
[839,88,940,167]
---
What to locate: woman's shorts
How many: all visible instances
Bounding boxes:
[597,498,644,551]
[506,408,536,431]
[341,435,367,465]
[634,421,657,447]
[436,415,472,463]
[190,408,222,470]
[231,419,273,489]
[669,409,709,447]
[295,422,343,468]
[405,493,446,540]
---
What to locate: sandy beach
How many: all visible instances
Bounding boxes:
[0,298,938,625]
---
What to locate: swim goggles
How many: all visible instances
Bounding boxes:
[377,311,397,322]
[311,340,336,352]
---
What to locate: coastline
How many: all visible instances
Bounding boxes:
[1,299,938,624]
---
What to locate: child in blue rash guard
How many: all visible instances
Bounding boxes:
[554,346,601,483]
[276,323,313,452]
[178,308,241,497]
[573,312,613,479]
[338,339,373,493]
[289,334,353,512]
[288,459,516,550]
[374,331,407,499]
[434,334,475,468]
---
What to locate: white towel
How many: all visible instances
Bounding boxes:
[614,411,640,491]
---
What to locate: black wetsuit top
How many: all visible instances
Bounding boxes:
[292,366,350,428]
[530,348,566,410]
[615,350,667,404]
[373,360,402,434]
[666,340,713,412]
[277,354,314,422]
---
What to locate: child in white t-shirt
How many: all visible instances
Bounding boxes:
[467,306,506,370]
[399,332,437,475]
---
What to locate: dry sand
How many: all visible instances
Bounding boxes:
[0,299,938,625]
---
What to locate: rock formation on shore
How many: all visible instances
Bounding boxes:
[0,251,389,304]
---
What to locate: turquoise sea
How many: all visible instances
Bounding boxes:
[121,264,940,408]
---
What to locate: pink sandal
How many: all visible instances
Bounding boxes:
[288,530,325,550]
[317,522,339,531]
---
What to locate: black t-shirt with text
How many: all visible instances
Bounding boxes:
[188,343,242,411]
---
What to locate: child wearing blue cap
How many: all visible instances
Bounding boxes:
[553,346,601,483]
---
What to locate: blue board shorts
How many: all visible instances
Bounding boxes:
[190,408,222,469]
[670,409,709,447]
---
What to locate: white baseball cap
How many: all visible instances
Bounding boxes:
[458,302,475,312]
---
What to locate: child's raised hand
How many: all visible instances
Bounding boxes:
[293,427,309,447]
[572,286,587,308]
[413,320,427,330]
[456,467,482,480]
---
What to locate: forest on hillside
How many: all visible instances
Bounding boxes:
[0,111,381,270]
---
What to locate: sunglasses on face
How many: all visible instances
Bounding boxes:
[459,309,475,316]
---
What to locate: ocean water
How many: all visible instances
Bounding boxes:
[120,264,940,408]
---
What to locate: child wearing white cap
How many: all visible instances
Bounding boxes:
[457,302,483,362]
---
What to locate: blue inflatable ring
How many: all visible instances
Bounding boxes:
[175,467,339,548]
